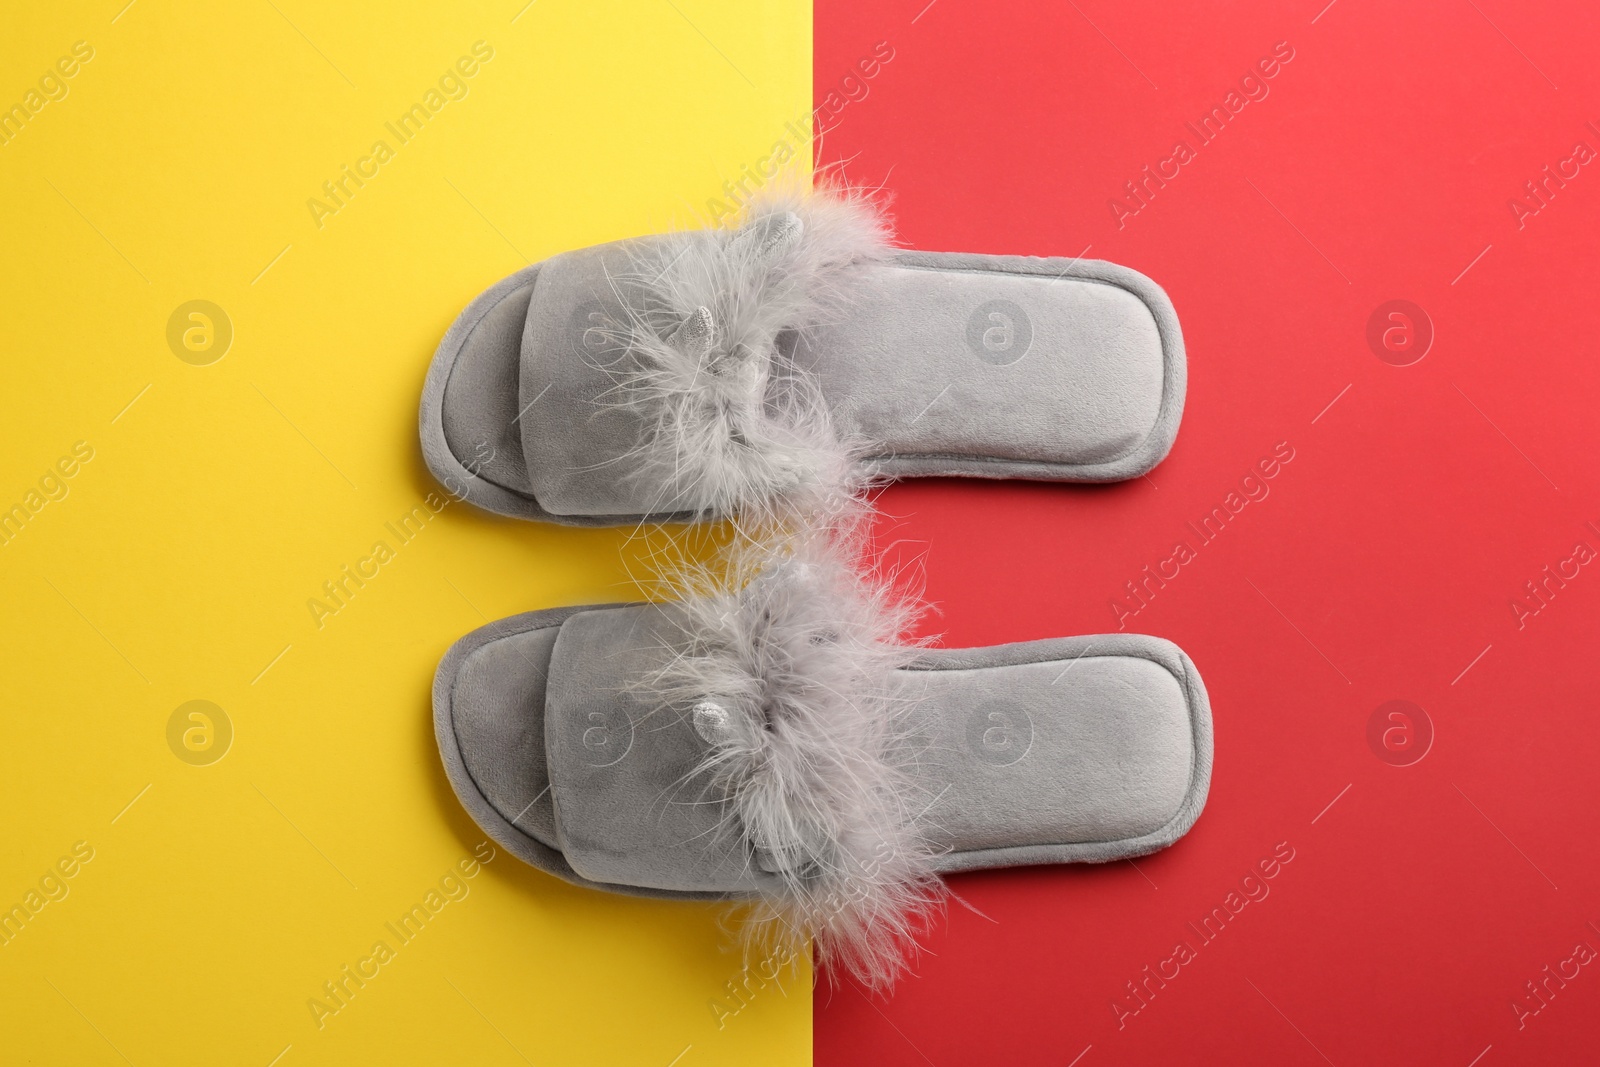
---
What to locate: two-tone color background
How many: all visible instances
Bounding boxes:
[4,1,1598,1064]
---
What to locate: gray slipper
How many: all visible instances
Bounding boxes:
[419,186,1186,526]
[431,547,1211,986]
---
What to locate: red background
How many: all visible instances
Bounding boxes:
[814,1,1600,1063]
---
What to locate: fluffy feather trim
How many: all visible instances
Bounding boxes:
[637,530,942,991]
[594,183,893,522]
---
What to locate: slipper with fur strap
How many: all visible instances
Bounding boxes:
[432,545,1211,988]
[419,184,1186,526]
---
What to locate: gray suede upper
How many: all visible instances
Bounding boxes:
[519,243,715,518]
[542,605,780,893]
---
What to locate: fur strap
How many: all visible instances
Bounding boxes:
[641,533,941,990]
[597,185,893,521]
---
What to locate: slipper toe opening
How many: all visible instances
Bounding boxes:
[447,623,561,849]
[438,275,538,495]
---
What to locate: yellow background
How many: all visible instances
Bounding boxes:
[0,1,811,1063]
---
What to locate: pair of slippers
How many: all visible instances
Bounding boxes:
[421,186,1212,988]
